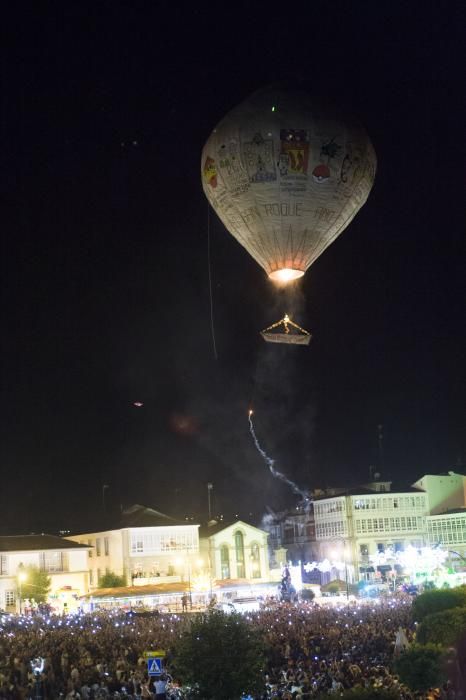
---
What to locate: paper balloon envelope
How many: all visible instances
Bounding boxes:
[261,315,311,346]
[201,85,376,282]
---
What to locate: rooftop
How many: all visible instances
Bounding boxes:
[120,504,192,528]
[0,534,90,553]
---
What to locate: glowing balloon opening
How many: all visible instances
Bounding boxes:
[269,268,305,283]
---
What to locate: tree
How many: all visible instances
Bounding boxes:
[394,644,446,692]
[417,607,466,647]
[20,565,51,604]
[98,571,127,588]
[171,611,265,700]
[300,588,315,602]
[412,586,466,622]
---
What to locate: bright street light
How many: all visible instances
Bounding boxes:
[17,565,27,615]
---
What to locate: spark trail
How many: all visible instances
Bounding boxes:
[248,410,308,499]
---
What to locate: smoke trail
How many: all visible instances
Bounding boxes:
[248,411,308,500]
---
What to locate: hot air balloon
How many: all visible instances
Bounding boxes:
[201,86,376,283]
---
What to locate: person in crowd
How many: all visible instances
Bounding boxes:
[0,594,454,699]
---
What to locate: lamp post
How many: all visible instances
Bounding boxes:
[187,553,192,609]
[17,564,27,615]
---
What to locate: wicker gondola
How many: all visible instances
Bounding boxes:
[261,314,311,345]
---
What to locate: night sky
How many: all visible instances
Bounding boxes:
[2,2,465,533]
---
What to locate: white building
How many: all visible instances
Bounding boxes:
[314,483,429,582]
[72,506,270,595]
[412,472,466,514]
[199,520,269,584]
[313,472,466,583]
[0,534,90,613]
[426,509,466,566]
[71,505,200,588]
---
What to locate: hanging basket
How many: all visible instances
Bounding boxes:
[261,314,311,346]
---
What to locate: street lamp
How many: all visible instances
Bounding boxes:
[17,564,27,615]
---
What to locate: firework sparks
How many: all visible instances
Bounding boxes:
[248,411,307,499]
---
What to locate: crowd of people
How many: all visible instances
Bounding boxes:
[0,595,460,699]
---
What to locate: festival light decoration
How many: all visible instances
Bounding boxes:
[304,559,346,574]
[369,544,448,579]
[288,563,303,592]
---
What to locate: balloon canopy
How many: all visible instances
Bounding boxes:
[201,86,376,281]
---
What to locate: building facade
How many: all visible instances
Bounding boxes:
[0,534,90,613]
[71,506,200,588]
[412,472,466,515]
[313,472,466,583]
[426,509,466,567]
[71,506,271,602]
[314,483,430,582]
[199,520,270,584]
[261,504,319,567]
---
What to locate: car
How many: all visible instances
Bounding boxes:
[214,597,261,614]
[213,601,236,614]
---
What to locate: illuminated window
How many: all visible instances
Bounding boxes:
[220,545,230,579]
[40,552,64,572]
[250,543,261,578]
[5,591,15,607]
[235,531,245,578]
[130,528,198,555]
[104,537,109,556]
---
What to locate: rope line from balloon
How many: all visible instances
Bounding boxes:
[207,203,218,360]
[262,314,310,337]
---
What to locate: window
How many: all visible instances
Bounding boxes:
[104,537,109,556]
[220,545,230,579]
[40,551,64,572]
[97,568,101,584]
[284,526,294,542]
[129,528,198,555]
[360,544,369,556]
[5,591,15,607]
[0,555,8,575]
[250,543,261,578]
[235,531,245,578]
[377,543,385,553]
[96,539,101,556]
[88,540,93,557]
[89,570,94,585]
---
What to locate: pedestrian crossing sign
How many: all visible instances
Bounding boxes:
[147,657,163,676]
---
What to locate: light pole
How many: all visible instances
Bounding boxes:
[17,564,27,615]
[187,552,192,609]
